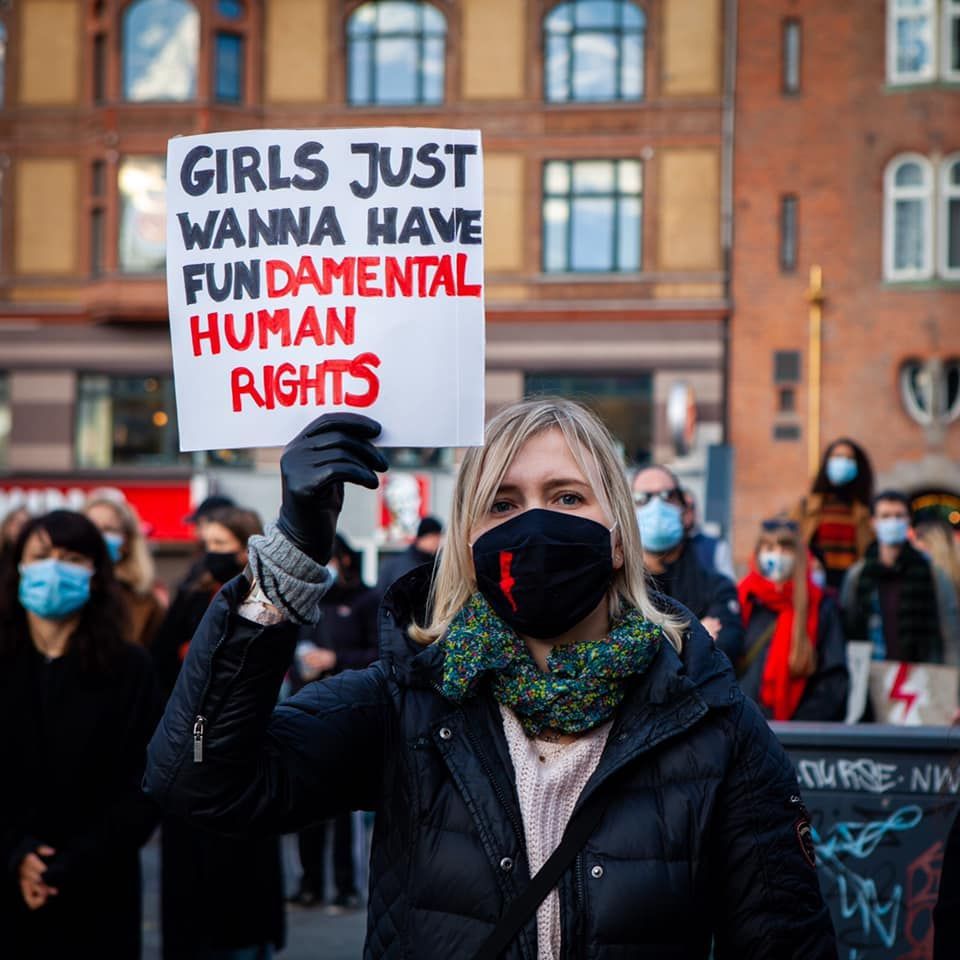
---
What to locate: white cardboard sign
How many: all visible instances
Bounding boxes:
[165,128,485,450]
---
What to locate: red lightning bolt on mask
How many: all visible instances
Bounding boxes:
[889,663,918,719]
[498,551,518,612]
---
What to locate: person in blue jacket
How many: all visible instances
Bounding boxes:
[145,398,837,959]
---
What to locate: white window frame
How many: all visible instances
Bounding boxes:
[943,0,960,80]
[887,0,937,85]
[884,153,935,282]
[940,153,960,279]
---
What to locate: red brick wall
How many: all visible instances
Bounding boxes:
[730,0,960,568]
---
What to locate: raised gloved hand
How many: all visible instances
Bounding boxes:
[276,413,388,564]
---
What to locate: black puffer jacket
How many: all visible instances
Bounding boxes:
[145,570,837,959]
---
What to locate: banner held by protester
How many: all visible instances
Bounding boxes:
[165,128,485,450]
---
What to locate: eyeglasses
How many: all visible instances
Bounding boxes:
[633,488,684,507]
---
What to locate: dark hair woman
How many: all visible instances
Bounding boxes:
[151,505,285,960]
[145,406,837,958]
[0,510,160,960]
[795,437,875,591]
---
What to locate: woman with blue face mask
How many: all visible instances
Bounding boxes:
[84,495,166,649]
[736,516,849,722]
[0,510,160,959]
[793,437,875,593]
[145,400,837,959]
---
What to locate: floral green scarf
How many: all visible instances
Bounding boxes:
[439,593,663,737]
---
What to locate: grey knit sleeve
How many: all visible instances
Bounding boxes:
[246,522,333,625]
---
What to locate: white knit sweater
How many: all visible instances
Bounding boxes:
[499,705,612,960]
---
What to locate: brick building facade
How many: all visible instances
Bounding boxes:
[0,0,730,549]
[730,0,960,564]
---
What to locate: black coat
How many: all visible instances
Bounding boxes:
[145,571,838,959]
[650,545,745,664]
[737,595,850,721]
[152,582,285,957]
[1,638,160,960]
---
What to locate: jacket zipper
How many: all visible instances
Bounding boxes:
[193,715,206,763]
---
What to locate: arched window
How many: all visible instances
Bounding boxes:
[544,0,645,103]
[884,154,933,281]
[347,1,446,106]
[213,0,246,103]
[122,0,200,102]
[941,155,960,279]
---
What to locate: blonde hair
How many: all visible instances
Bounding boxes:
[84,494,156,596]
[409,397,687,649]
[915,518,960,595]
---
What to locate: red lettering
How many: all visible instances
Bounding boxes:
[325,306,355,346]
[456,253,482,297]
[414,257,441,296]
[274,363,299,407]
[230,367,263,411]
[266,260,295,296]
[262,364,277,409]
[384,257,413,297]
[295,257,321,295]
[224,312,255,352]
[322,258,355,296]
[357,256,382,296]
[299,364,326,406]
[293,306,324,347]
[428,255,455,297]
[190,312,222,357]
[347,352,381,407]
[324,359,351,405]
[257,308,291,349]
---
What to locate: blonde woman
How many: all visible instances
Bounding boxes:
[84,494,165,648]
[146,403,836,959]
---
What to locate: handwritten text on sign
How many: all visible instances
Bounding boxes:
[166,129,485,450]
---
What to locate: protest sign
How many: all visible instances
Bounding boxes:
[165,128,485,450]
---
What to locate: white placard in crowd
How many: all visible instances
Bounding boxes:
[165,128,485,450]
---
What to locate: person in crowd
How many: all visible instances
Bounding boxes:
[841,490,960,664]
[0,504,30,578]
[682,488,736,580]
[152,504,285,960]
[287,533,379,912]
[737,515,848,721]
[376,514,443,595]
[632,465,744,663]
[173,494,238,594]
[84,493,166,647]
[146,403,836,959]
[0,510,159,959]
[914,516,960,598]
[794,438,875,590]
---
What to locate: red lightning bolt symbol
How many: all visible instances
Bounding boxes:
[889,663,918,719]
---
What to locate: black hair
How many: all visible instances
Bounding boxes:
[871,489,911,516]
[638,463,683,492]
[0,510,129,669]
[811,437,874,505]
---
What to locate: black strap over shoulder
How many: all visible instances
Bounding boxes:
[471,785,613,960]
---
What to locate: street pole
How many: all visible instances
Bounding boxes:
[806,264,825,478]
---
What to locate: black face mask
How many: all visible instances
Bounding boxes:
[205,550,244,584]
[471,508,614,640]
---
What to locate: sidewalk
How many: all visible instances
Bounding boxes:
[142,832,367,959]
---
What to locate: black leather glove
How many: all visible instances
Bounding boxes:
[276,413,388,564]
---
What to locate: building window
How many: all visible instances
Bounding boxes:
[884,154,934,280]
[774,350,801,384]
[542,159,642,273]
[886,0,960,83]
[76,374,252,468]
[0,22,7,107]
[544,0,645,103]
[525,372,653,464]
[118,156,166,273]
[347,1,446,106]
[773,423,801,441]
[782,19,801,94]
[941,155,960,277]
[0,372,9,469]
[122,0,200,102]
[779,194,798,272]
[213,0,246,103]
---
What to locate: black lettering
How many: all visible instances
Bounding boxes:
[183,263,205,305]
[308,207,345,246]
[367,207,398,245]
[232,146,267,193]
[248,209,278,248]
[458,209,482,244]
[291,142,328,191]
[267,145,291,190]
[412,143,444,188]
[379,147,412,187]
[233,260,260,299]
[213,208,246,249]
[350,143,379,199]
[398,207,434,245]
[215,148,229,194]
[180,146,214,197]
[428,208,456,242]
[452,144,478,187]
[277,207,311,246]
[178,210,218,249]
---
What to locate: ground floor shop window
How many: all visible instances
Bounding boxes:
[75,374,251,469]
[0,373,9,468]
[524,372,653,465]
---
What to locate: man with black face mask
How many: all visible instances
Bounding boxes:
[632,465,744,664]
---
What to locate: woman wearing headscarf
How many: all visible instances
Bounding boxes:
[145,403,837,959]
[0,510,159,959]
